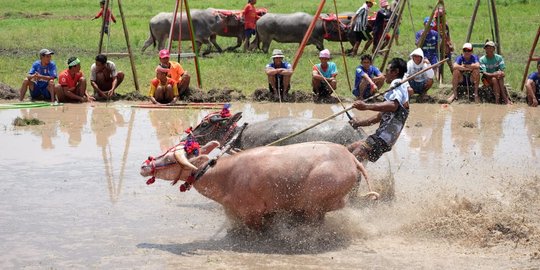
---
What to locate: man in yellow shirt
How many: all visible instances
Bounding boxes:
[158,49,191,98]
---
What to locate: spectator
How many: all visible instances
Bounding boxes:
[353,54,385,100]
[19,48,57,102]
[265,49,293,100]
[347,57,410,162]
[90,54,124,100]
[242,0,260,52]
[480,41,511,104]
[55,57,92,103]
[312,49,338,100]
[525,60,540,107]
[405,48,434,102]
[149,65,178,105]
[372,0,391,53]
[350,0,375,57]
[158,49,190,99]
[447,43,480,103]
[415,17,439,72]
[92,0,116,35]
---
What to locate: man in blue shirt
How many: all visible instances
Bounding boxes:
[447,43,481,103]
[312,49,338,100]
[19,48,57,102]
[353,54,385,100]
[415,17,439,66]
[525,60,540,107]
[265,49,293,100]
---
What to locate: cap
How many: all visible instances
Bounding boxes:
[319,49,331,59]
[484,41,496,48]
[271,49,284,58]
[159,49,170,59]
[39,49,54,56]
[462,43,473,50]
[380,0,389,7]
[423,17,434,26]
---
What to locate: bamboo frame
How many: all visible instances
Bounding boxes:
[520,25,540,92]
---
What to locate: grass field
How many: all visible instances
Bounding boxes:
[1,0,539,99]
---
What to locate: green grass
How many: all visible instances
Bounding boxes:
[1,0,539,99]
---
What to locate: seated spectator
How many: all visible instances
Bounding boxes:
[149,65,178,105]
[90,54,124,100]
[158,49,190,98]
[265,49,293,100]
[19,48,57,102]
[312,49,338,100]
[525,60,540,107]
[405,48,434,102]
[480,41,511,104]
[353,54,385,100]
[447,43,480,103]
[55,57,93,103]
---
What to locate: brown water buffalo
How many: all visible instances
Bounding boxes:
[141,141,377,230]
[255,12,351,53]
[141,9,224,55]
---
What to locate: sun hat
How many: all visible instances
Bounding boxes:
[159,49,170,59]
[484,41,496,48]
[271,49,285,58]
[319,49,331,59]
[462,43,473,50]
[39,49,54,56]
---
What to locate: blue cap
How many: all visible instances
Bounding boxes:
[423,17,434,26]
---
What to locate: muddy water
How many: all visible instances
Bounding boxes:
[0,102,539,269]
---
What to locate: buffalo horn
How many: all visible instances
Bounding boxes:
[174,149,198,171]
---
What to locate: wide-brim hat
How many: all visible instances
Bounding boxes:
[271,49,285,58]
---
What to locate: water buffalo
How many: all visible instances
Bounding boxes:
[141,141,376,230]
[141,9,224,55]
[255,12,351,53]
[188,111,367,151]
[211,9,267,51]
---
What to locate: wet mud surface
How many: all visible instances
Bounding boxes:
[0,102,539,269]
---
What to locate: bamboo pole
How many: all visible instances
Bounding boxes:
[291,0,326,71]
[466,0,481,42]
[98,0,110,54]
[520,26,540,92]
[177,0,184,61]
[490,0,502,54]
[184,0,202,88]
[117,0,140,92]
[167,0,180,52]
[372,0,400,60]
[332,0,353,95]
[379,0,406,71]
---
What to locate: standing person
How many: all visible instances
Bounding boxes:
[242,0,260,52]
[480,41,511,105]
[312,49,338,100]
[353,54,385,100]
[525,60,540,107]
[265,49,293,100]
[19,48,57,102]
[371,0,391,54]
[347,57,410,163]
[158,49,190,99]
[90,54,125,100]
[55,57,93,103]
[447,43,480,104]
[415,17,439,73]
[405,48,434,102]
[92,0,116,35]
[149,65,178,105]
[350,0,375,57]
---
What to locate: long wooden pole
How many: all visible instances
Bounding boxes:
[184,0,202,88]
[380,0,406,71]
[372,0,399,60]
[267,58,448,147]
[490,0,502,54]
[177,0,184,61]
[98,0,110,54]
[291,0,326,71]
[520,26,540,92]
[117,0,140,92]
[167,0,180,52]
[466,0,481,42]
[332,0,353,94]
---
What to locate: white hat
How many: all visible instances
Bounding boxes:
[272,49,285,58]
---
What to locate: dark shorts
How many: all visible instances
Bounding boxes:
[354,30,372,42]
[363,135,391,162]
[409,80,427,95]
[30,82,51,100]
[244,28,256,39]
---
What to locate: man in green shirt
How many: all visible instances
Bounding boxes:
[479,41,512,104]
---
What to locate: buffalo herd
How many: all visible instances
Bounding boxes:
[141,8,359,55]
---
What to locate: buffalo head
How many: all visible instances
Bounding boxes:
[188,110,242,146]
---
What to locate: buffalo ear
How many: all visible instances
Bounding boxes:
[200,141,220,155]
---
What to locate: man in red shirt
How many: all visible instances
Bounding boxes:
[242,0,260,52]
[55,57,93,103]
